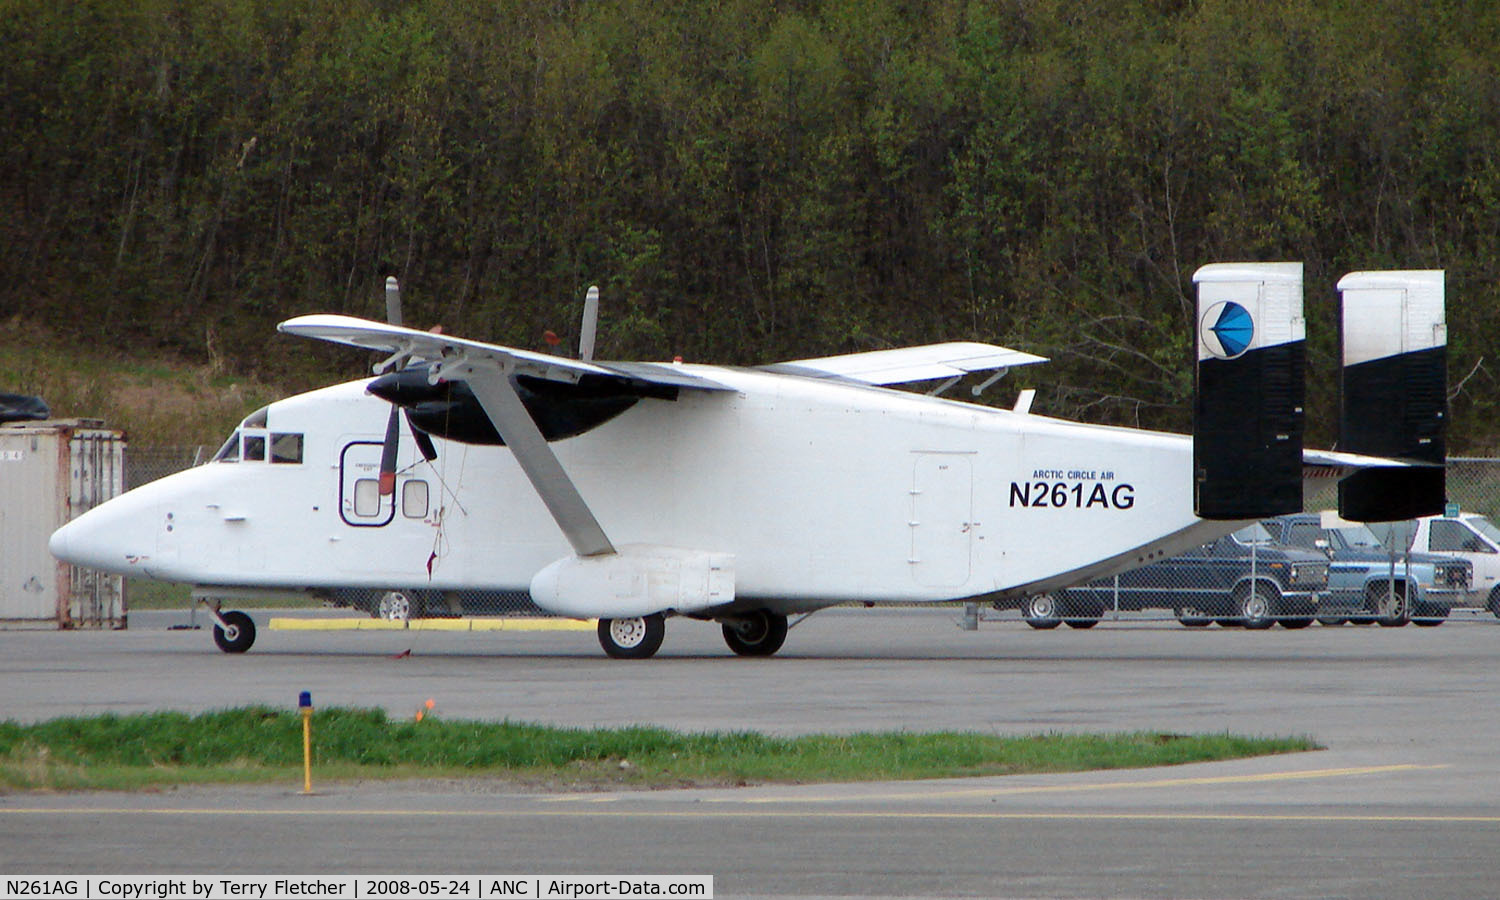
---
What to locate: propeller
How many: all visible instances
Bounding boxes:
[579,285,599,362]
[371,283,603,487]
[376,276,437,497]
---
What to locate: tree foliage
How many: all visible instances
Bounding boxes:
[2,0,1497,447]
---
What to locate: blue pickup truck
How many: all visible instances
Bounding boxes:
[1261,513,1471,626]
[1039,523,1329,629]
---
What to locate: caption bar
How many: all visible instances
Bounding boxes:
[1,878,712,900]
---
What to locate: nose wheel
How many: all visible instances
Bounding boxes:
[211,609,257,653]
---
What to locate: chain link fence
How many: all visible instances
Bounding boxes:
[125,449,1500,624]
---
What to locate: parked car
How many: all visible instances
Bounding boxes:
[1263,513,1471,626]
[1408,512,1500,616]
[324,587,542,619]
[1024,524,1328,629]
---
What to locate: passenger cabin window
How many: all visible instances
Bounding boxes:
[243,433,266,462]
[402,480,429,519]
[270,433,304,464]
[212,431,241,462]
[1430,520,1495,553]
[353,479,381,518]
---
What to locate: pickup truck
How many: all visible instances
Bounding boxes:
[1262,513,1471,626]
[1409,512,1500,616]
[1039,523,1328,629]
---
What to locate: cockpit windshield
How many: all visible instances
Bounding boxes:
[210,427,303,464]
[212,431,241,462]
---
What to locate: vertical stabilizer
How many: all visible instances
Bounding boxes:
[1192,262,1306,519]
[1336,270,1446,521]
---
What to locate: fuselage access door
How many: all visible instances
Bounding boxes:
[909,451,976,588]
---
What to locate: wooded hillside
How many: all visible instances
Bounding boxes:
[3,0,1497,447]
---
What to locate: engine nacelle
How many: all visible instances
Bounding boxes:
[529,545,736,618]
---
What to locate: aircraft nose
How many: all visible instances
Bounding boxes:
[48,491,159,575]
[47,520,71,562]
[49,512,112,570]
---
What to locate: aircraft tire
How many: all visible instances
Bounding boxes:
[1021,595,1062,629]
[598,614,665,660]
[213,610,256,654]
[722,610,789,656]
[1277,616,1313,629]
[1317,617,1348,626]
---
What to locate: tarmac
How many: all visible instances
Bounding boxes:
[2,606,1498,898]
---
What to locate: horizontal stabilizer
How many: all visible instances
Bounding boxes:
[1338,467,1446,522]
[770,342,1047,386]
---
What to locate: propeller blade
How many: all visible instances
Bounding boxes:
[384,276,403,327]
[579,285,599,361]
[379,405,400,496]
[408,413,438,462]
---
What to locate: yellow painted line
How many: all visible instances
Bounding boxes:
[2,808,1498,825]
[269,617,596,633]
[555,764,1449,806]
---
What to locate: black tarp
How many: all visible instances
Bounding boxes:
[0,392,50,424]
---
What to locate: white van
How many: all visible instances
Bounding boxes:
[1413,512,1500,615]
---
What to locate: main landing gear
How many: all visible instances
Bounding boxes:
[721,610,789,656]
[595,609,792,659]
[597,613,666,659]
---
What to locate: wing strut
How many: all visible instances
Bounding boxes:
[448,361,616,558]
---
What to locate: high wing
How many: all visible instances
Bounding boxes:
[278,314,733,392]
[767,342,1048,386]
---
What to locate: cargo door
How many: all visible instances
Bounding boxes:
[909,453,975,588]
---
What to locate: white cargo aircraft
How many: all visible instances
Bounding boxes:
[48,264,1446,657]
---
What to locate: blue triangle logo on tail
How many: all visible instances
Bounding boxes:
[1201,301,1254,359]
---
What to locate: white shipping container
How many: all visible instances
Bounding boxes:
[0,420,126,628]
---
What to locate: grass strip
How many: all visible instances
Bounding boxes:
[0,707,1319,792]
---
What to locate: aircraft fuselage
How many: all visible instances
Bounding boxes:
[52,366,1234,615]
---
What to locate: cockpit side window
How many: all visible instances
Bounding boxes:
[243,433,267,462]
[270,433,304,464]
[212,431,242,462]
